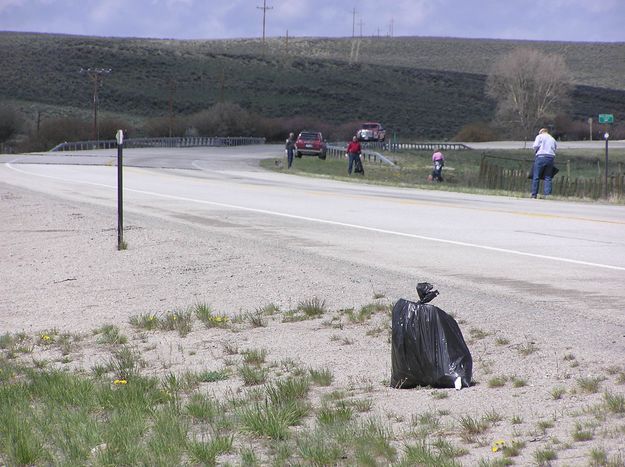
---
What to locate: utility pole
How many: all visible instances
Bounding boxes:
[352,7,356,38]
[167,79,176,138]
[257,0,273,43]
[80,68,111,141]
[358,19,364,38]
[389,18,394,37]
[35,110,41,136]
[285,29,289,54]
[219,68,225,103]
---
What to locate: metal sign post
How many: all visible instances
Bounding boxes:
[115,129,124,249]
[599,114,615,199]
[604,132,609,199]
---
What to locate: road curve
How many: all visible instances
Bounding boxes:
[2,145,624,356]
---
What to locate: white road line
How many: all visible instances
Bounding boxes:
[6,162,625,272]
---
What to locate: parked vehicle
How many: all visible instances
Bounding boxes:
[295,131,327,159]
[357,122,386,142]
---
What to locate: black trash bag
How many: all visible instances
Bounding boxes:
[390,283,472,389]
[527,162,560,180]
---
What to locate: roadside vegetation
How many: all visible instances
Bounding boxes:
[1,294,624,466]
[262,147,625,202]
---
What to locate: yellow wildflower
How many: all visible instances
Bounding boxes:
[113,379,127,385]
[491,440,506,452]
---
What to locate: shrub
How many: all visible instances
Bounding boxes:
[452,122,498,142]
[98,117,134,141]
[143,116,189,137]
[0,105,22,143]
[20,116,91,151]
[191,102,252,137]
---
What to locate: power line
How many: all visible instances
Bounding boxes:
[257,0,273,43]
[80,68,111,141]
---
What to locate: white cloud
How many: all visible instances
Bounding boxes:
[277,0,312,20]
[550,0,618,14]
[0,0,26,13]
[89,0,126,23]
[164,0,193,6]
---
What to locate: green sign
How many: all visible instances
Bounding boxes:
[598,114,614,124]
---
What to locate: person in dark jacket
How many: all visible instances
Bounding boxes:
[285,132,296,169]
[346,136,362,175]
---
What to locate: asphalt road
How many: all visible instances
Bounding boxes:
[2,145,625,329]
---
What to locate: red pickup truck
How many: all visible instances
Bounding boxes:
[295,131,327,160]
[357,122,386,142]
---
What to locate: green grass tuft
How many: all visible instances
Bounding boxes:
[572,422,594,441]
[129,313,160,331]
[534,447,557,465]
[94,325,128,345]
[603,391,625,413]
[238,365,268,386]
[160,310,194,336]
[297,297,328,318]
[308,367,333,386]
[198,369,230,383]
[242,348,267,365]
[488,376,508,388]
[551,386,566,400]
[577,376,604,394]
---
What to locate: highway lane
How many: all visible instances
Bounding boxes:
[2,145,625,331]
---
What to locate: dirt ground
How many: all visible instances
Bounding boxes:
[1,182,624,466]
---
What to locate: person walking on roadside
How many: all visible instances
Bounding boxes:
[285,132,296,169]
[531,128,557,198]
[346,136,362,175]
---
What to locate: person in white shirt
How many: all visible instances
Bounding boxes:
[531,128,557,198]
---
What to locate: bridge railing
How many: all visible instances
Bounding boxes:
[50,136,266,152]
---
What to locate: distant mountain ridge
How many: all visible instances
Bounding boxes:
[1,32,623,138]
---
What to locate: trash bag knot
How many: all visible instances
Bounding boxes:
[416,282,439,304]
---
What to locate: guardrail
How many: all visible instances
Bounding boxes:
[390,142,470,151]
[357,141,470,152]
[326,145,396,167]
[50,136,266,152]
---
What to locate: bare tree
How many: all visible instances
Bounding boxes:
[486,48,571,139]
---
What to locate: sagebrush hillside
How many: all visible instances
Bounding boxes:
[1,32,624,138]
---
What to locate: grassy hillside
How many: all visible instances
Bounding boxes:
[259,36,625,91]
[1,32,624,139]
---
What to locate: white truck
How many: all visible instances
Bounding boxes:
[357,122,386,142]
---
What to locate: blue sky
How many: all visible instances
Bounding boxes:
[1,0,624,42]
